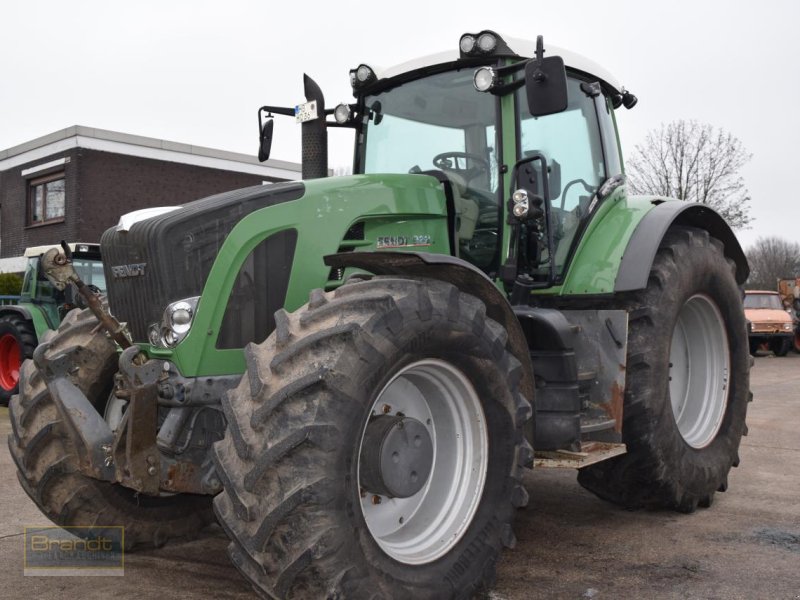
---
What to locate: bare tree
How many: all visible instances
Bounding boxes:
[745,237,800,290]
[626,120,753,229]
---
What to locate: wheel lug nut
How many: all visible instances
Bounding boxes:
[372,495,382,505]
[382,404,391,414]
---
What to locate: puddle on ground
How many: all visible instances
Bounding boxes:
[753,527,800,553]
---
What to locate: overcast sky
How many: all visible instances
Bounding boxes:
[2,0,798,249]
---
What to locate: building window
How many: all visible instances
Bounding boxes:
[28,172,65,224]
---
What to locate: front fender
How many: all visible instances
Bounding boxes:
[324,251,536,421]
[0,303,53,336]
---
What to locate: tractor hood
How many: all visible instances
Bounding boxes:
[744,308,793,324]
[101,181,305,342]
[101,174,449,349]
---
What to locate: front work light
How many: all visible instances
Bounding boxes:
[459,30,512,58]
[334,103,352,124]
[460,34,476,54]
[511,189,529,218]
[477,32,497,53]
[473,67,497,92]
[349,64,377,91]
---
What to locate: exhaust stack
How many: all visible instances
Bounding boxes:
[301,74,328,179]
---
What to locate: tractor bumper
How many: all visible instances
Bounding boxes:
[32,342,218,496]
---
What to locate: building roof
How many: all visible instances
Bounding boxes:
[0,125,301,180]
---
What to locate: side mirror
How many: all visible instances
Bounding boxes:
[258,118,274,162]
[525,36,568,117]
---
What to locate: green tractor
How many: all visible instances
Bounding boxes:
[9,32,750,599]
[0,243,103,404]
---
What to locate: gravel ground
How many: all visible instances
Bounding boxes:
[0,352,797,599]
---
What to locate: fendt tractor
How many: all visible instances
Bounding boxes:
[0,243,103,404]
[9,32,751,599]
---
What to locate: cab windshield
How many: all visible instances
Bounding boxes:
[360,68,501,272]
[744,293,784,310]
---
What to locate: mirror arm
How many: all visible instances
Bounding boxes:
[258,105,296,117]
[490,78,526,96]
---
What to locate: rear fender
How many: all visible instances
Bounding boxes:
[615,201,749,291]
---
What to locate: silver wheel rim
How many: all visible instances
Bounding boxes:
[669,294,729,448]
[358,359,488,565]
[104,392,127,432]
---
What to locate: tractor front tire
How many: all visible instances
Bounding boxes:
[578,227,750,512]
[7,306,214,549]
[0,314,37,405]
[213,277,532,599]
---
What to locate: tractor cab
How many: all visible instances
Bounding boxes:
[260,31,637,289]
[20,242,105,323]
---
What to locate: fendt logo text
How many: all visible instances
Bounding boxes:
[111,263,146,279]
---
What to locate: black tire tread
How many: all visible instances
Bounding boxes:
[0,313,38,404]
[577,226,751,511]
[7,306,214,550]
[213,277,530,599]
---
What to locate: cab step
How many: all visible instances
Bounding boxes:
[534,442,627,469]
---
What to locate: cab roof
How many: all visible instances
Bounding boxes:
[23,243,100,258]
[373,35,623,95]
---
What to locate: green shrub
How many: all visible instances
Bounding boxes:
[0,273,23,296]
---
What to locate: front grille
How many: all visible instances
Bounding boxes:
[751,322,786,333]
[101,182,304,342]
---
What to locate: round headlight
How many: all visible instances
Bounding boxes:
[172,307,192,326]
[513,200,530,218]
[477,33,497,53]
[334,103,352,124]
[460,34,476,54]
[512,189,529,204]
[356,65,373,83]
[169,301,194,334]
[473,67,497,92]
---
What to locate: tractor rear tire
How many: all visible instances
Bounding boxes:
[578,227,750,512]
[769,337,791,357]
[213,277,532,600]
[794,329,800,354]
[0,314,37,405]
[7,306,214,550]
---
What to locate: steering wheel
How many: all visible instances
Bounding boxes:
[560,178,595,210]
[432,152,490,177]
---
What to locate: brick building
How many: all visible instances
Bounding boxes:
[0,126,301,271]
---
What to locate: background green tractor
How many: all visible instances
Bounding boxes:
[9,32,750,599]
[0,242,103,403]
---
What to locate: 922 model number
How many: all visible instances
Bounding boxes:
[376,235,433,249]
